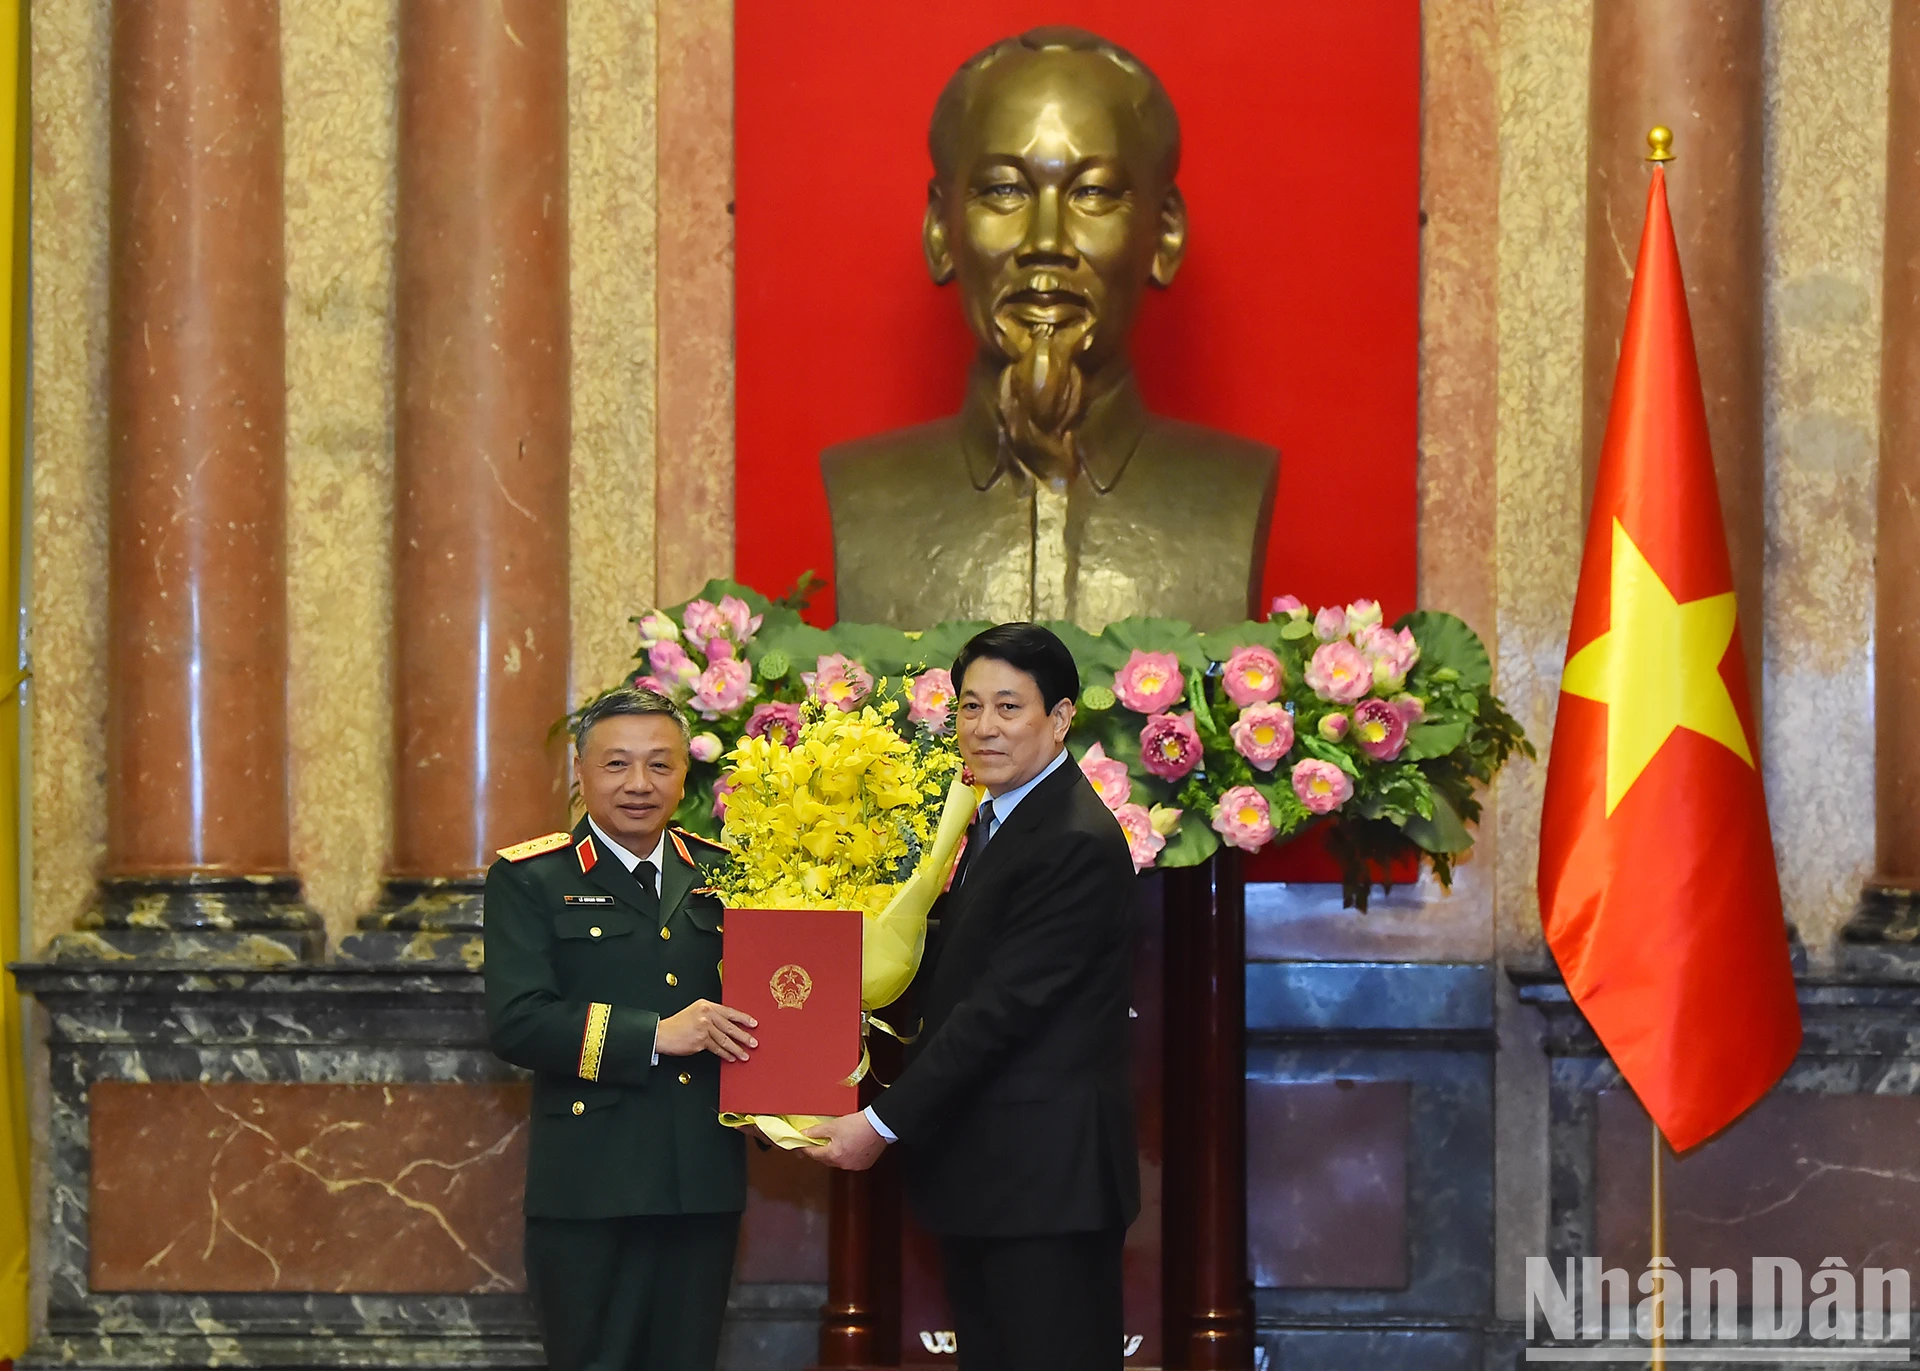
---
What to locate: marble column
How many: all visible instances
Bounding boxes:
[1582,0,1766,700]
[71,0,320,963]
[348,0,571,963]
[1850,7,1920,946]
[655,0,737,604]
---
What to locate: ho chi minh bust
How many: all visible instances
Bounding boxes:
[822,27,1277,632]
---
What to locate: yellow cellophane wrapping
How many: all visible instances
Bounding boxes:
[719,772,980,1147]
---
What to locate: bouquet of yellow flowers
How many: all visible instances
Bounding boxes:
[711,694,976,1148]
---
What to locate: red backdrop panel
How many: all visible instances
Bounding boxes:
[733,3,1421,630]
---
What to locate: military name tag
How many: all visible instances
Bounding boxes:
[562,895,615,906]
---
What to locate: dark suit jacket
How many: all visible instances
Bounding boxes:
[876,759,1140,1237]
[483,818,745,1219]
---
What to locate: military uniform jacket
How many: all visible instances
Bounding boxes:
[483,817,745,1219]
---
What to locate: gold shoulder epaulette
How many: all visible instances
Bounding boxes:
[673,826,730,853]
[497,831,573,863]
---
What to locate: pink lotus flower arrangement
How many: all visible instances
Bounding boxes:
[1078,741,1133,810]
[1351,698,1409,761]
[1114,803,1167,871]
[1211,786,1274,852]
[1291,759,1353,814]
[1111,800,1183,873]
[1305,640,1373,704]
[745,701,803,746]
[1222,645,1284,707]
[804,654,874,712]
[599,582,976,839]
[1055,590,1528,905]
[690,658,753,719]
[907,669,956,734]
[1230,703,1294,771]
[1114,650,1185,713]
[595,580,1527,909]
[648,640,703,688]
[1140,712,1203,781]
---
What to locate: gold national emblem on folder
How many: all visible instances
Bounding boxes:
[769,963,813,1009]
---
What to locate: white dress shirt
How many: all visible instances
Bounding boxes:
[588,818,667,1064]
[866,745,1073,1143]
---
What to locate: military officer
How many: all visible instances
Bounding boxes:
[484,685,757,1371]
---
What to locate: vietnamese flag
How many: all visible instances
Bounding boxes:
[1537,165,1800,1153]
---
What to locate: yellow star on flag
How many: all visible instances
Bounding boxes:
[1560,519,1753,814]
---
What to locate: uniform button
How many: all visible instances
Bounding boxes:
[665,973,678,986]
[677,1072,692,1086]
[571,1101,584,1116]
[660,927,671,940]
[590,926,603,938]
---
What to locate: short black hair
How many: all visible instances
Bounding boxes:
[951,623,1080,713]
[573,685,691,756]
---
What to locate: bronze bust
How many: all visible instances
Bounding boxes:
[823,27,1277,631]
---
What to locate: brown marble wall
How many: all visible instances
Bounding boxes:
[89,1083,528,1293]
[569,0,664,696]
[29,0,674,944]
[388,0,572,880]
[1597,1089,1920,1274]
[22,0,1890,947]
[1490,0,1592,967]
[106,0,295,880]
[654,0,736,609]
[1258,0,1507,968]
[1480,0,1594,1325]
[1247,1080,1409,1290]
[30,1,117,944]
[283,0,399,928]
[1413,0,1502,966]
[1759,0,1887,951]
[1583,1,1767,700]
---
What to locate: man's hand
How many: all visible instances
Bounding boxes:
[657,1000,757,1061]
[800,1112,888,1171]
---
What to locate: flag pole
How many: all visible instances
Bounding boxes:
[1650,1120,1667,1367]
[1641,122,1675,1371]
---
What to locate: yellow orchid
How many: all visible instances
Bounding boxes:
[714,703,962,919]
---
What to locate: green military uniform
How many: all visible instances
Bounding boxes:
[484,816,744,1371]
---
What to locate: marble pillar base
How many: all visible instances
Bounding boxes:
[1244,959,1497,1371]
[47,876,324,964]
[1839,882,1920,973]
[335,878,485,967]
[11,963,542,1371]
[1514,971,1920,1364]
[23,1332,541,1370]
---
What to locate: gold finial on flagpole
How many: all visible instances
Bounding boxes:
[1646,126,1675,162]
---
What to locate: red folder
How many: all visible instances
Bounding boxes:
[719,908,863,1117]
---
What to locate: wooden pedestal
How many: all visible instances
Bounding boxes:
[1162,850,1254,1369]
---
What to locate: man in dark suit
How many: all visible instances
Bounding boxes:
[484,686,759,1371]
[804,624,1140,1371]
